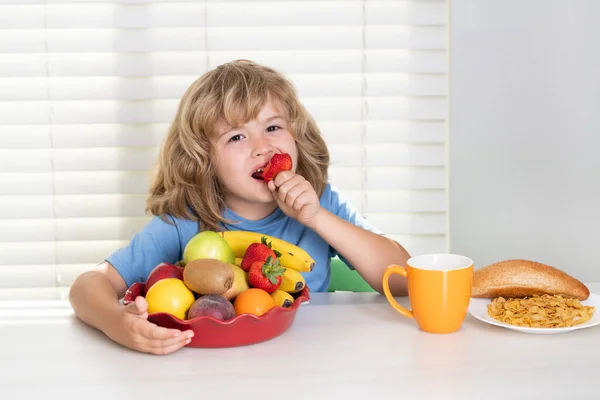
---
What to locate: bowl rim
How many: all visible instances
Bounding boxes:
[124,281,310,325]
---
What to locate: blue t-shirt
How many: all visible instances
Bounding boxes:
[106,183,382,292]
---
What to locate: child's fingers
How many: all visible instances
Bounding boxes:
[142,327,193,355]
[291,190,313,211]
[147,336,192,355]
[124,296,148,316]
[276,175,303,204]
[268,180,282,203]
[283,183,303,207]
[135,296,148,313]
[272,170,294,188]
[285,181,314,209]
[139,320,186,340]
[122,315,192,354]
[148,332,192,349]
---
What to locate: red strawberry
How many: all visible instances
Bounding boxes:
[248,256,286,293]
[241,236,281,272]
[262,153,292,182]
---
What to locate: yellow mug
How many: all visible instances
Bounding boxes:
[382,254,473,334]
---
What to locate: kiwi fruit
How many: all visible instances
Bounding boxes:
[183,259,234,295]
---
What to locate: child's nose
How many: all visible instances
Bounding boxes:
[252,135,274,157]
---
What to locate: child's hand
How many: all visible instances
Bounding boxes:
[109,296,194,355]
[268,171,321,228]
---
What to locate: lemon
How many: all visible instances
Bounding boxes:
[145,278,196,320]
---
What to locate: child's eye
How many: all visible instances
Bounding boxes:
[228,134,243,143]
[266,125,280,133]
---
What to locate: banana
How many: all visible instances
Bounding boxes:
[234,257,243,267]
[271,290,294,308]
[219,231,315,273]
[279,268,306,293]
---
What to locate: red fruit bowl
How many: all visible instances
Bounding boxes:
[123,282,310,348]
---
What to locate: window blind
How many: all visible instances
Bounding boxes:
[0,0,448,300]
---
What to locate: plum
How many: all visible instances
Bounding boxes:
[187,295,236,321]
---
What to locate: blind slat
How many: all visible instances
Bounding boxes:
[365,121,445,143]
[366,143,445,166]
[0,287,68,301]
[0,264,56,289]
[0,73,446,101]
[369,190,446,213]
[0,50,447,77]
[367,2,446,25]
[0,0,447,4]
[0,97,446,125]
[0,242,55,265]
[368,212,446,235]
[0,171,152,195]
[0,220,55,242]
[0,2,445,29]
[0,26,444,53]
[0,174,53,195]
[366,167,445,189]
[0,26,446,53]
[0,196,54,219]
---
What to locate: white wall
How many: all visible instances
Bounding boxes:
[448,0,600,282]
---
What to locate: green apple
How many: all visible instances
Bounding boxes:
[183,231,235,265]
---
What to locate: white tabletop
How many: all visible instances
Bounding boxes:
[1,284,600,399]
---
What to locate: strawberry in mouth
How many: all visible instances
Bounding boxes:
[261,153,292,182]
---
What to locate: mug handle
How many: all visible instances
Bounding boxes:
[382,265,414,319]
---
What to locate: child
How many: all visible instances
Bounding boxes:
[69,60,410,354]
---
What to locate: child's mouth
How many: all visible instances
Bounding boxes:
[251,167,265,180]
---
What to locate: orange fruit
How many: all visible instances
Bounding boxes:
[233,288,276,317]
[145,278,195,320]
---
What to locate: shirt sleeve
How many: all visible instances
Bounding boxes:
[105,215,182,288]
[321,184,384,270]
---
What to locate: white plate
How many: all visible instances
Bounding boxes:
[468,293,600,334]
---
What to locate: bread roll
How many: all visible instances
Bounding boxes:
[472,259,590,300]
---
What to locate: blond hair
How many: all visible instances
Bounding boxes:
[146,60,330,231]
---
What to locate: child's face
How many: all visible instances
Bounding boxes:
[211,99,298,217]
